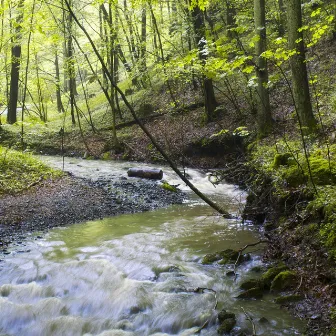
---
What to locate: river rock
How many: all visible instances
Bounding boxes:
[239,278,263,290]
[218,310,236,323]
[201,252,220,264]
[274,294,303,304]
[259,317,269,324]
[218,318,236,334]
[261,264,289,288]
[270,271,297,291]
[237,287,263,299]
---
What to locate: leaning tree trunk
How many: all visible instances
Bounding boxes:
[254,0,272,137]
[64,0,231,217]
[286,0,316,132]
[7,0,24,124]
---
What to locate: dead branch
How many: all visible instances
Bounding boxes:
[193,287,218,334]
[241,306,257,336]
[233,240,268,276]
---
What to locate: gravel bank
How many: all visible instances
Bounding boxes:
[0,175,186,252]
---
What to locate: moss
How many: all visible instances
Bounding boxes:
[261,264,288,288]
[0,146,62,195]
[273,152,293,168]
[237,287,263,299]
[101,152,111,160]
[308,157,336,185]
[307,186,336,260]
[239,279,263,290]
[331,308,336,336]
[218,249,239,264]
[282,166,307,187]
[274,294,303,304]
[201,253,220,264]
[271,271,297,291]
[161,182,177,192]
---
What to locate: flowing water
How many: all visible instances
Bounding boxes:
[0,157,305,335]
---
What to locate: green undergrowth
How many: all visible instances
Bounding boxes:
[307,186,336,260]
[0,146,62,195]
[250,140,336,261]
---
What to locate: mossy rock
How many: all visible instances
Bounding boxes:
[237,287,263,299]
[274,294,303,304]
[202,249,248,265]
[282,166,307,187]
[161,182,178,192]
[217,317,236,334]
[239,279,263,290]
[271,271,297,291]
[218,310,236,323]
[201,253,220,264]
[101,152,111,160]
[218,249,238,264]
[218,249,246,265]
[308,157,336,185]
[273,152,293,168]
[261,264,288,288]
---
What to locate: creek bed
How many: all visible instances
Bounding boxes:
[0,157,305,335]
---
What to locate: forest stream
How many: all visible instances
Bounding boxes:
[0,157,305,335]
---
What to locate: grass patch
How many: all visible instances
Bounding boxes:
[0,146,62,195]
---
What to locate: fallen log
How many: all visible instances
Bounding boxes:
[127,168,163,180]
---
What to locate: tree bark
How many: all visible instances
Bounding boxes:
[7,0,24,124]
[191,6,217,123]
[226,0,236,39]
[55,52,64,113]
[254,0,272,136]
[286,0,316,132]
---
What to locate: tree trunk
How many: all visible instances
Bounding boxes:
[191,6,217,123]
[254,0,272,136]
[226,0,236,39]
[55,52,64,113]
[286,0,316,132]
[277,0,285,36]
[140,6,147,73]
[7,0,24,124]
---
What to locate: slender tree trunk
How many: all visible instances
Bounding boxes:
[277,0,285,36]
[66,0,76,125]
[286,0,316,132]
[140,6,147,73]
[149,4,177,105]
[226,0,236,39]
[254,0,272,136]
[7,0,24,124]
[55,52,64,113]
[191,6,217,122]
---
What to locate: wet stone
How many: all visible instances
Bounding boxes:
[237,287,263,299]
[218,318,236,334]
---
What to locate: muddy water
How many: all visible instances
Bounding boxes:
[0,158,305,335]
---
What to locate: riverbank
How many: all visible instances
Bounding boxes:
[0,173,185,252]
[218,155,336,335]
